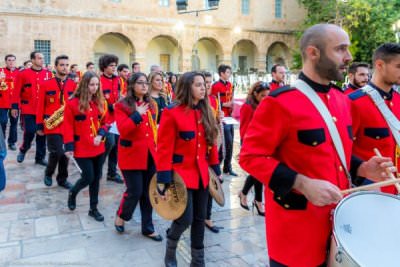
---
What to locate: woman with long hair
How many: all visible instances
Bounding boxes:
[156,72,221,267]
[64,71,110,221]
[148,71,168,123]
[113,72,162,241]
[168,73,178,93]
[238,81,270,216]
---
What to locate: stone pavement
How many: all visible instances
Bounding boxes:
[0,129,268,267]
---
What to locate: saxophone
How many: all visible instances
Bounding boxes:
[44,106,64,130]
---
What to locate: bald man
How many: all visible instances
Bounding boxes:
[240,24,395,266]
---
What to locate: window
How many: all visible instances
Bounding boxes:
[34,40,51,65]
[160,54,171,72]
[275,0,282,18]
[241,0,250,15]
[159,0,169,7]
[204,0,209,8]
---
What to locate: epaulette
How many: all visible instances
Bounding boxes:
[269,85,295,98]
[348,89,367,101]
[166,101,179,110]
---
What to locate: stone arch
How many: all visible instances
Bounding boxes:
[191,37,224,72]
[145,35,182,73]
[231,39,259,74]
[266,41,290,72]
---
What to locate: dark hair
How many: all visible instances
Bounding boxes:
[175,71,218,146]
[246,81,269,109]
[373,43,400,64]
[98,54,119,72]
[70,64,78,71]
[30,51,42,60]
[86,61,94,69]
[72,71,105,113]
[5,54,16,61]
[131,62,140,69]
[120,72,155,114]
[23,60,31,66]
[117,64,129,72]
[348,62,369,75]
[203,72,212,78]
[217,64,231,75]
[54,55,69,66]
[271,64,283,73]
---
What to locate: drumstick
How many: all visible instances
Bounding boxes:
[373,148,400,192]
[341,178,400,195]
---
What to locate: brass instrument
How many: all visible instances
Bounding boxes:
[44,106,64,130]
[0,69,7,91]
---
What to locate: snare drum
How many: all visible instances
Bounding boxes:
[329,191,400,267]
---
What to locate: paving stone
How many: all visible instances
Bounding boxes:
[9,219,34,241]
[35,216,59,237]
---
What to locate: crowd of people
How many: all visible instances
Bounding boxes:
[1,22,400,267]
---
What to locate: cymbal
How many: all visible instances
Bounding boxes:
[209,168,225,207]
[149,171,187,220]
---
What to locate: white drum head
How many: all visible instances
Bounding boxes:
[334,192,400,267]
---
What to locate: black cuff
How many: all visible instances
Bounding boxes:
[210,164,221,176]
[268,163,298,198]
[130,111,143,125]
[97,128,106,137]
[350,155,365,186]
[36,123,44,131]
[108,103,114,113]
[11,103,18,110]
[64,142,74,152]
[157,170,173,184]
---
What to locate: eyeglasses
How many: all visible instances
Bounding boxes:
[136,81,150,86]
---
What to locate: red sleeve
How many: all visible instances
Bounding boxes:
[114,102,142,137]
[97,103,111,137]
[240,103,254,141]
[239,97,291,184]
[36,81,46,128]
[350,100,360,139]
[211,83,220,97]
[63,100,74,151]
[11,71,22,109]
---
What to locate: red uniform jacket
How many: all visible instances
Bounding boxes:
[164,82,175,102]
[100,74,120,120]
[344,83,359,95]
[36,77,77,135]
[239,74,357,267]
[12,68,53,114]
[211,80,233,117]
[115,100,158,170]
[63,97,110,158]
[350,83,399,194]
[269,80,284,92]
[156,104,221,189]
[119,77,128,97]
[0,67,18,109]
[239,101,254,141]
[208,95,218,118]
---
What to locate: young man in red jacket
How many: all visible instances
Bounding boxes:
[240,24,395,267]
[269,64,286,92]
[0,54,19,151]
[36,55,76,189]
[343,62,369,95]
[12,51,52,165]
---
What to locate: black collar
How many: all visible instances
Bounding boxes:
[55,76,67,83]
[31,67,42,72]
[102,74,115,79]
[368,82,393,100]
[348,83,359,90]
[299,72,331,93]
[219,79,228,85]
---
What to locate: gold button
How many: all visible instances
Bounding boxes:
[327,95,330,100]
[277,196,281,200]
[146,123,149,126]
[146,134,149,137]
[198,133,201,136]
[376,136,380,140]
[353,137,357,141]
[198,144,201,147]
[284,204,290,209]
[196,156,199,159]
[312,141,318,146]
[332,116,337,122]
[339,166,343,172]
[384,96,387,100]
[390,102,394,107]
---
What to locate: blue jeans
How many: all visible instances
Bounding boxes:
[0,108,18,146]
[20,114,46,161]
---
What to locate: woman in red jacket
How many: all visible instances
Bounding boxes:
[157,72,221,267]
[64,71,110,222]
[238,81,269,216]
[113,72,162,241]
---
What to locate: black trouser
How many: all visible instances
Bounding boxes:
[20,114,46,161]
[104,132,118,177]
[242,175,263,202]
[71,153,105,210]
[206,192,213,220]
[0,108,18,146]
[270,259,326,267]
[167,182,209,249]
[45,134,68,184]
[219,123,234,173]
[116,153,156,235]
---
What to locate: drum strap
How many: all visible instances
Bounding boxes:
[292,79,352,186]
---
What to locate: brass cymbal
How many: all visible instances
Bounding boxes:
[208,168,225,207]
[149,171,188,220]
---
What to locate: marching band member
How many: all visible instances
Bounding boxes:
[99,54,123,184]
[157,72,221,267]
[148,72,168,124]
[86,62,95,73]
[240,24,395,267]
[131,62,141,74]
[12,51,52,166]
[343,62,369,95]
[36,55,76,189]
[117,64,129,97]
[211,64,237,176]
[350,43,400,194]
[64,71,110,222]
[0,54,19,151]
[113,72,162,241]
[238,81,269,216]
[269,64,286,92]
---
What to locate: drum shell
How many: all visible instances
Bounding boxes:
[328,233,358,267]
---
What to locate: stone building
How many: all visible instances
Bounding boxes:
[0,0,305,73]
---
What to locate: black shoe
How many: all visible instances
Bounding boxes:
[17,152,25,163]
[67,191,76,211]
[143,233,163,242]
[238,193,250,211]
[44,176,52,187]
[228,170,238,177]
[115,223,125,233]
[58,181,73,190]
[252,200,265,217]
[107,173,123,184]
[35,159,48,166]
[205,223,220,233]
[88,209,104,222]
[8,144,16,151]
